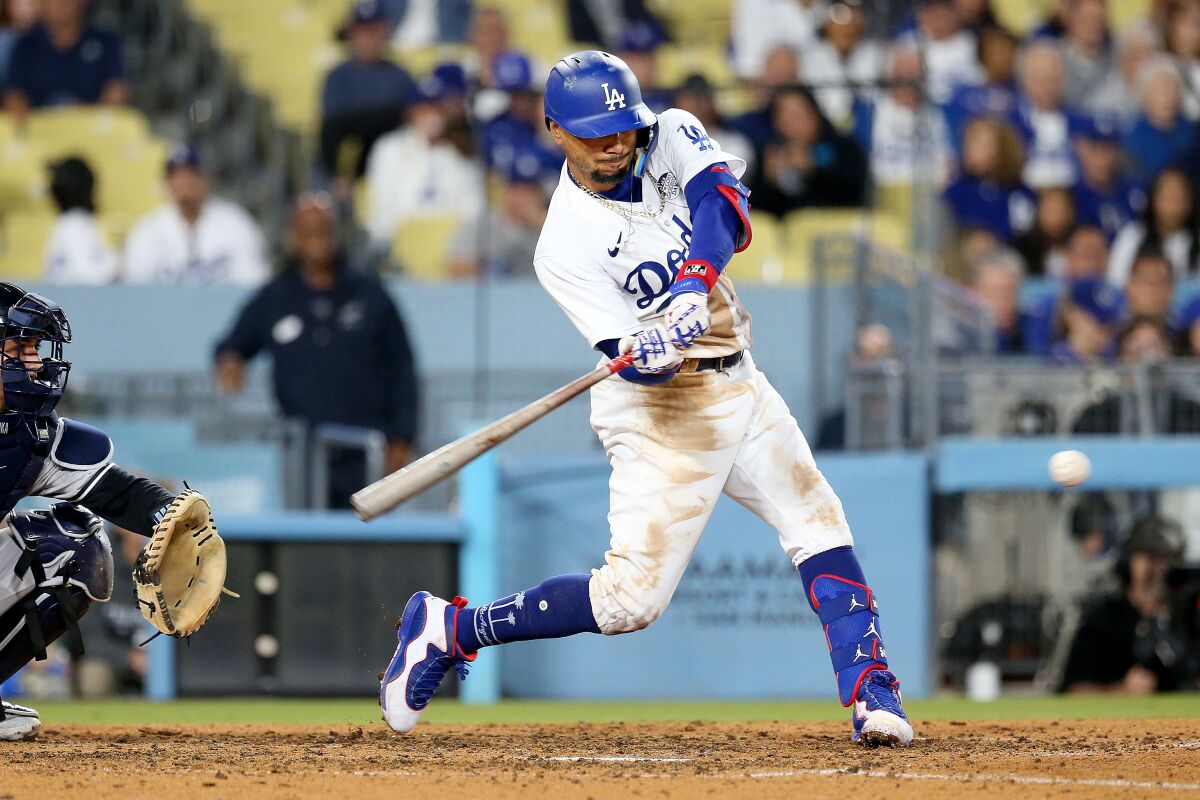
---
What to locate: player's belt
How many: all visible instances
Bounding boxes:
[682,351,744,373]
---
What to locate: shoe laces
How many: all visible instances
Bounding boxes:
[860,670,906,717]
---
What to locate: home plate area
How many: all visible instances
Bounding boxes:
[2,719,1198,799]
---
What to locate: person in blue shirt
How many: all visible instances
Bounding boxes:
[943,115,1035,241]
[1047,276,1121,364]
[2,0,127,121]
[317,0,417,187]
[213,194,418,508]
[480,52,564,185]
[943,25,1020,153]
[1071,113,1144,241]
[1121,57,1197,186]
[968,247,1036,354]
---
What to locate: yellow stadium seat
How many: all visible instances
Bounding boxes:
[0,137,48,218]
[725,211,786,284]
[656,44,736,91]
[392,215,464,279]
[782,209,909,283]
[26,107,150,154]
[0,211,55,280]
[991,0,1047,35]
[392,44,469,76]
[650,0,732,46]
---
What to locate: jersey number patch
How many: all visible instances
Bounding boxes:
[602,83,626,111]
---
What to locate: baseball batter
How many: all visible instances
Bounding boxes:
[381,51,912,747]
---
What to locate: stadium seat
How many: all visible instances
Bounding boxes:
[0,137,48,218]
[0,210,55,280]
[392,215,464,279]
[782,209,910,283]
[653,0,732,47]
[393,44,469,76]
[725,211,785,284]
[26,107,150,152]
[656,44,736,91]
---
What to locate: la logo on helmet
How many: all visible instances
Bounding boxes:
[601,82,626,111]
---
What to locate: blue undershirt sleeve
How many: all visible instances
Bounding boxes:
[595,338,676,386]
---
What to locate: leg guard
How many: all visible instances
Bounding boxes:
[801,546,889,706]
[0,585,92,684]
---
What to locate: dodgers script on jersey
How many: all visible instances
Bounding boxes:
[534,109,752,359]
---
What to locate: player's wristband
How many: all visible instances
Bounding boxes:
[670,259,718,296]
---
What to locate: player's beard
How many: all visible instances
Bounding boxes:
[586,154,632,189]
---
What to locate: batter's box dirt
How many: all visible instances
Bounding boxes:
[1,719,1198,799]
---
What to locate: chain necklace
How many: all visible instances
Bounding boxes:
[576,171,668,220]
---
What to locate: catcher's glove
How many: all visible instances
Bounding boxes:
[133,488,235,638]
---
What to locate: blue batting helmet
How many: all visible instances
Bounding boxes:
[544,51,656,138]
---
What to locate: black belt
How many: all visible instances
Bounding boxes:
[689,351,744,373]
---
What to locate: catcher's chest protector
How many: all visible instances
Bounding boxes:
[0,414,52,518]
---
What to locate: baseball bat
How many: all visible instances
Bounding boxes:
[352,352,635,521]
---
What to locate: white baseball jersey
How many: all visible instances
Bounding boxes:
[122,197,269,285]
[534,108,752,360]
[532,108,853,635]
[42,209,119,285]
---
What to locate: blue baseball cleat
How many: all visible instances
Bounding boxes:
[380,591,476,733]
[851,669,913,747]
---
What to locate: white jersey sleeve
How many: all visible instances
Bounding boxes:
[534,251,644,348]
[654,108,748,189]
[221,203,271,286]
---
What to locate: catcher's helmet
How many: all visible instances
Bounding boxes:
[544,51,656,139]
[0,282,71,418]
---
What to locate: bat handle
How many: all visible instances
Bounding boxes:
[607,352,635,374]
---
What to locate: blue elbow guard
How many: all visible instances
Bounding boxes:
[684,163,752,253]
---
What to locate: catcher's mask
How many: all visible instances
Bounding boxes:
[0,283,71,419]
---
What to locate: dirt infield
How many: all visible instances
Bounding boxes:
[2,718,1199,799]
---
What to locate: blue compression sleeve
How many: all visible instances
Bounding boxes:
[672,164,751,296]
[596,338,675,385]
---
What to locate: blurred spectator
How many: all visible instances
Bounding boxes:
[1070,113,1144,241]
[953,0,998,32]
[894,0,982,105]
[942,115,1034,241]
[1048,276,1121,364]
[426,62,476,156]
[1060,0,1111,108]
[1122,55,1196,184]
[318,0,417,190]
[214,194,418,508]
[1123,249,1175,325]
[1059,515,1194,693]
[816,322,895,450]
[481,52,563,185]
[41,155,117,284]
[388,0,472,47]
[1019,224,1107,354]
[75,524,149,697]
[1013,186,1074,276]
[731,0,827,80]
[1030,0,1076,40]
[446,160,546,278]
[802,2,884,128]
[943,25,1019,152]
[1089,27,1156,122]
[673,74,756,176]
[365,77,486,250]
[122,145,269,285]
[1162,0,1200,119]
[1010,41,1078,188]
[2,0,127,122]
[856,45,954,188]
[1108,168,1198,285]
[753,85,866,216]
[731,44,803,153]
[615,21,672,112]
[942,224,1001,282]
[0,0,39,89]
[968,247,1032,353]
[567,0,668,52]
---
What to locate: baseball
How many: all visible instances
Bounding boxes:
[1049,450,1091,488]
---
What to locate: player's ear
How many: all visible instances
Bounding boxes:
[547,119,565,145]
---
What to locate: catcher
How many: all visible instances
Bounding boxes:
[0,283,229,741]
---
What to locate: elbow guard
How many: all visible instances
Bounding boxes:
[684,163,752,253]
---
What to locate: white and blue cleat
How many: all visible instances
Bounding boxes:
[0,700,41,741]
[851,669,913,747]
[380,591,475,733]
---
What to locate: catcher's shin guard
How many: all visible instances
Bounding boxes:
[0,585,92,683]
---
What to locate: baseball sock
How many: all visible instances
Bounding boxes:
[799,546,889,706]
[455,573,600,653]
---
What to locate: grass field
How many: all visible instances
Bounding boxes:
[24,692,1200,726]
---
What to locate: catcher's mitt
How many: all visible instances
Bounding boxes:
[133,488,235,638]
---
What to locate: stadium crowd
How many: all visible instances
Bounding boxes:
[3,0,1200,366]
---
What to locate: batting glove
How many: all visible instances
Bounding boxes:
[663,291,711,349]
[619,325,684,375]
